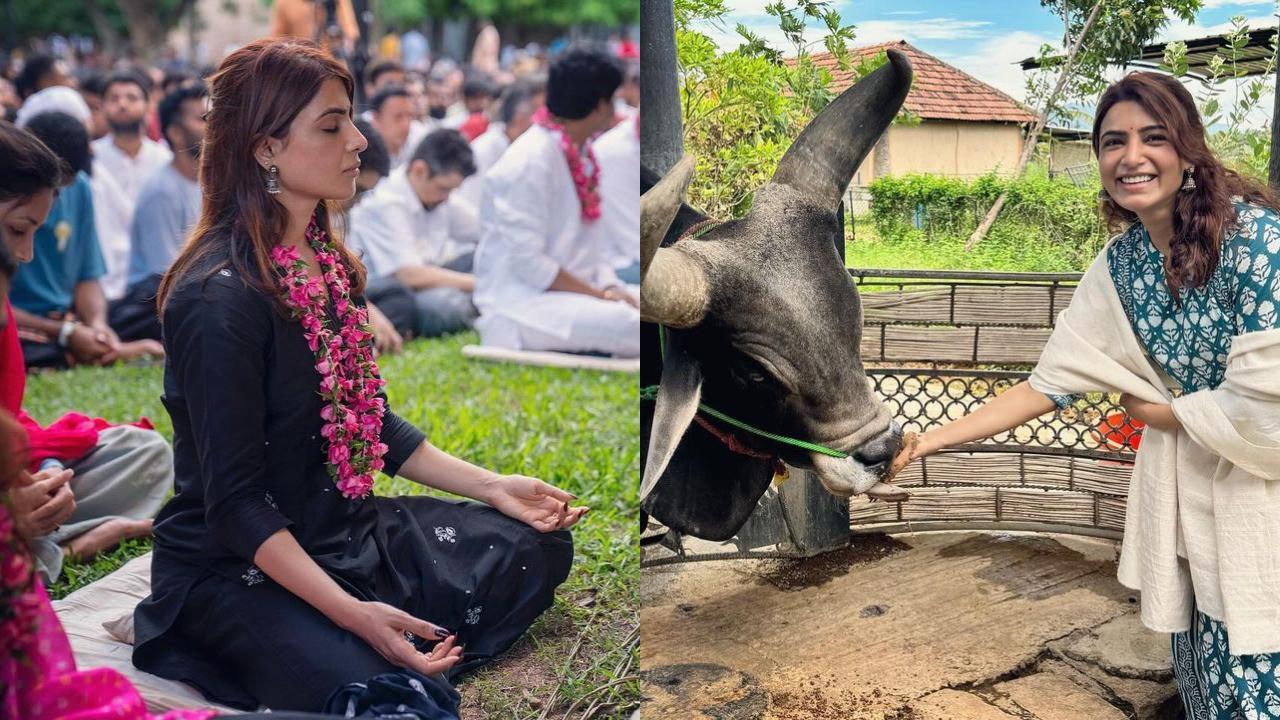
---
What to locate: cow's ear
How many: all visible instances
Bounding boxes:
[640,344,703,501]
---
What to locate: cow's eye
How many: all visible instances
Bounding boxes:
[747,371,766,384]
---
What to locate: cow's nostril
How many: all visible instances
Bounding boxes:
[853,447,893,467]
[853,426,902,467]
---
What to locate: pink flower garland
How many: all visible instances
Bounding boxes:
[533,106,601,221]
[0,503,39,662]
[270,217,388,500]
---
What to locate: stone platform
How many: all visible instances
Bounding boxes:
[640,532,1182,719]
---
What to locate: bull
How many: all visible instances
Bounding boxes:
[640,49,914,541]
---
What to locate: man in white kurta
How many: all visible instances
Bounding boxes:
[593,113,639,284]
[473,45,637,358]
[348,129,479,338]
[455,76,545,212]
[90,71,172,301]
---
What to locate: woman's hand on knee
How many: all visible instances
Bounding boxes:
[337,600,463,677]
[485,474,589,532]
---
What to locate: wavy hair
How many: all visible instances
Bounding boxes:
[1092,72,1280,297]
[158,38,365,315]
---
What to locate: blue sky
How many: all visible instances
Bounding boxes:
[698,0,1278,123]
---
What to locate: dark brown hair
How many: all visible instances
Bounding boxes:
[0,121,65,203]
[158,38,366,315]
[1092,72,1280,296]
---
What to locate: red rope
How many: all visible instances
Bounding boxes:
[693,416,787,478]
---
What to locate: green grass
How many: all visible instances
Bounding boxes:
[845,214,1091,273]
[23,332,638,719]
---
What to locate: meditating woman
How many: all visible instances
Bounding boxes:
[130,38,586,714]
[897,72,1280,718]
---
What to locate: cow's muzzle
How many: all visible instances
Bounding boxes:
[810,423,910,502]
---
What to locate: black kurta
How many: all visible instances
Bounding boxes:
[132,247,573,712]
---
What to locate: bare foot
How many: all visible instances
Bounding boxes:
[62,518,153,562]
[115,340,164,362]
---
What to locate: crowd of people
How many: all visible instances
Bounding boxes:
[0,32,638,575]
[0,24,637,718]
[0,32,640,367]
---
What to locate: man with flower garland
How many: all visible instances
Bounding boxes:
[472,44,638,358]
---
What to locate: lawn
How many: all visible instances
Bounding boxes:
[22,331,639,720]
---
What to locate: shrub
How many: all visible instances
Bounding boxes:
[866,171,1109,270]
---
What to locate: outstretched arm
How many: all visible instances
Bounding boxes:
[914,381,1057,458]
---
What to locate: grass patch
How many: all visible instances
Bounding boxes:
[23,331,638,719]
[845,214,1090,273]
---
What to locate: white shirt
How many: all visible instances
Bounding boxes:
[89,161,135,301]
[90,137,172,299]
[91,135,172,204]
[347,167,475,278]
[473,125,620,335]
[593,116,639,271]
[454,124,510,211]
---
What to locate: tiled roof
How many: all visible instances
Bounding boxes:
[803,40,1039,124]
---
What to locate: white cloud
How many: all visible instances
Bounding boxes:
[1156,12,1277,42]
[1200,0,1273,8]
[855,18,994,42]
[696,15,997,50]
[721,0,777,17]
[938,31,1057,104]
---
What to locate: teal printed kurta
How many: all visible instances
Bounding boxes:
[1046,202,1280,720]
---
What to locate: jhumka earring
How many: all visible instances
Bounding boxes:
[1181,166,1196,192]
[266,164,281,195]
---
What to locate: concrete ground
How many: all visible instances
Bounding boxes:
[640,532,1182,719]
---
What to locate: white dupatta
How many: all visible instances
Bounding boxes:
[1029,247,1280,654]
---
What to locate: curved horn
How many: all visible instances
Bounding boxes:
[769,48,912,212]
[640,155,709,328]
[640,155,695,278]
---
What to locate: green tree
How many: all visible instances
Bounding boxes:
[966,0,1202,249]
[676,0,882,218]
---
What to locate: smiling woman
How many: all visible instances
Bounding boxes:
[899,70,1280,720]
[133,37,588,716]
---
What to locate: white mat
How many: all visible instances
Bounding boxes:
[462,344,639,373]
[51,552,235,714]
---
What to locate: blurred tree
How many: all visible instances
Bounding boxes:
[12,0,126,47]
[115,0,198,60]
[378,0,635,31]
[11,0,195,61]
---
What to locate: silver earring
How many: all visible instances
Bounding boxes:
[265,164,281,195]
[1098,187,1110,202]
[1181,166,1196,192]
